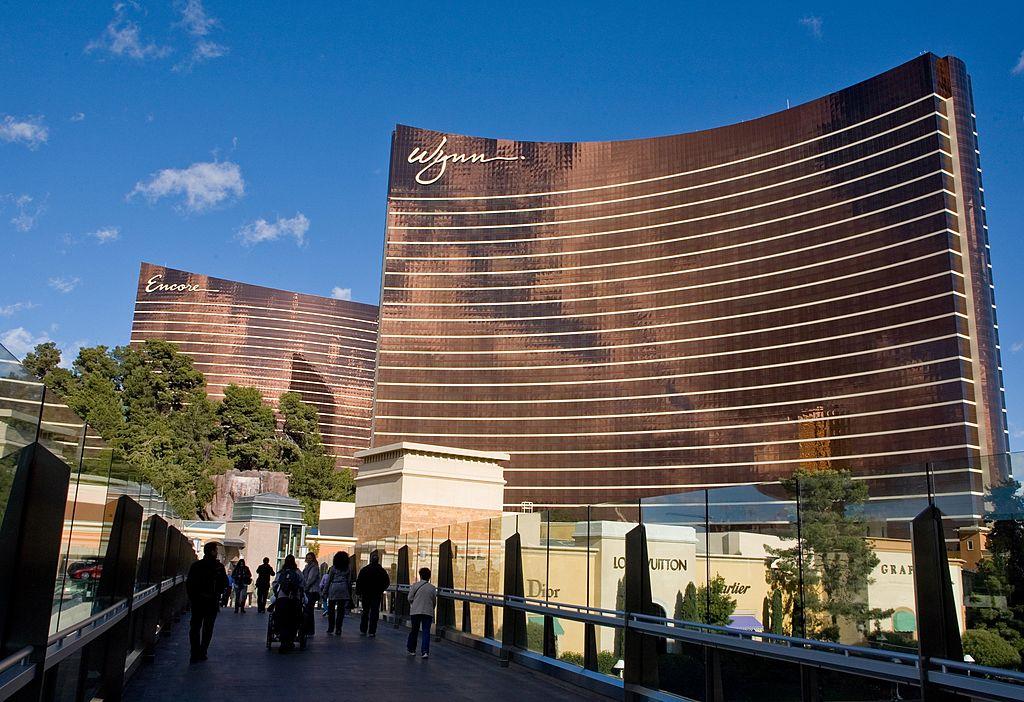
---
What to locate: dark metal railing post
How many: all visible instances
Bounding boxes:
[461,600,472,634]
[542,615,557,659]
[0,443,71,702]
[623,523,658,700]
[911,503,968,702]
[583,622,598,671]
[94,495,143,702]
[484,604,495,640]
[499,532,525,667]
[138,516,168,660]
[394,545,410,628]
[436,540,455,639]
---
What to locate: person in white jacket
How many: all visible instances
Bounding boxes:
[406,567,437,658]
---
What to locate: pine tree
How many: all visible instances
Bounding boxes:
[771,588,784,634]
[217,384,279,471]
[681,582,700,622]
[613,578,625,658]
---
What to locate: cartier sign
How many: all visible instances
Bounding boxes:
[144,274,219,294]
[407,137,525,185]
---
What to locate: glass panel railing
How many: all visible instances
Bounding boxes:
[361,450,1024,691]
[0,347,44,461]
[956,458,1024,672]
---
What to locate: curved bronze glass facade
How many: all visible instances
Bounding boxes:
[131,262,378,469]
[374,54,1007,510]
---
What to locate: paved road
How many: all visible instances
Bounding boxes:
[124,607,602,702]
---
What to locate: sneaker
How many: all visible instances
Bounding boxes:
[407,650,416,656]
[421,653,429,659]
[359,632,366,637]
[368,634,375,638]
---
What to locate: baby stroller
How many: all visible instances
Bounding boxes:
[266,573,307,651]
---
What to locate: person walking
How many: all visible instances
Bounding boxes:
[232,558,252,613]
[301,552,321,638]
[356,553,390,637]
[272,555,305,653]
[185,542,228,663]
[255,557,274,613]
[407,567,437,659]
[220,567,233,608]
[323,551,352,635]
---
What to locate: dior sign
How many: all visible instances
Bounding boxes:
[407,137,525,185]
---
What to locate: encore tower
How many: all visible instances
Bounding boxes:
[373,54,1007,512]
[131,262,378,470]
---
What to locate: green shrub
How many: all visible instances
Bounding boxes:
[557,650,620,676]
[963,629,1022,669]
[559,651,584,666]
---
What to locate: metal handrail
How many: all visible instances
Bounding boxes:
[0,647,33,676]
[0,646,36,700]
[412,586,1024,698]
[46,599,130,647]
[929,656,1024,681]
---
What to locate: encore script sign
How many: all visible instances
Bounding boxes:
[407,137,525,185]
[145,274,220,294]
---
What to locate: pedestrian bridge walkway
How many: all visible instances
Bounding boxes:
[123,610,601,702]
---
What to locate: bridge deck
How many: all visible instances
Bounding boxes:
[124,607,600,701]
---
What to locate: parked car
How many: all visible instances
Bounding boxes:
[68,561,102,580]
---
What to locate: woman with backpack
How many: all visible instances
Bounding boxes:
[232,559,252,613]
[272,555,305,652]
[323,551,352,635]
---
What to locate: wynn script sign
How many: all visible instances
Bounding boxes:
[144,274,220,294]
[407,137,525,185]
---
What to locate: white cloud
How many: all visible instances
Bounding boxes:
[799,16,823,39]
[129,160,244,212]
[0,301,35,317]
[173,0,227,71]
[0,328,86,367]
[70,112,86,122]
[86,2,172,61]
[1014,51,1024,76]
[0,115,49,148]
[175,39,228,72]
[6,194,46,232]
[1012,341,1024,353]
[90,226,121,244]
[237,213,310,246]
[0,327,51,359]
[48,277,81,294]
[330,287,352,301]
[178,0,217,36]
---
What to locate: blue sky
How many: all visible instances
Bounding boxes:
[2,1,1023,445]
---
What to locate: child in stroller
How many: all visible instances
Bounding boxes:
[267,557,306,652]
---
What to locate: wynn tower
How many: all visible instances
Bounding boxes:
[372,54,1007,517]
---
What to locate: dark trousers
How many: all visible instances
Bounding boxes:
[407,614,432,654]
[327,599,347,633]
[303,593,318,635]
[233,586,248,612]
[189,602,218,658]
[360,593,381,635]
[256,586,270,613]
[276,598,301,651]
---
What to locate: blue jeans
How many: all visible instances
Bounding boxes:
[407,614,432,654]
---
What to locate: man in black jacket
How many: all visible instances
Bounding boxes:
[355,553,390,637]
[186,542,228,662]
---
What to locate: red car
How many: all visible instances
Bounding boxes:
[68,562,102,580]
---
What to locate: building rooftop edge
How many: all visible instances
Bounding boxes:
[354,441,511,462]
